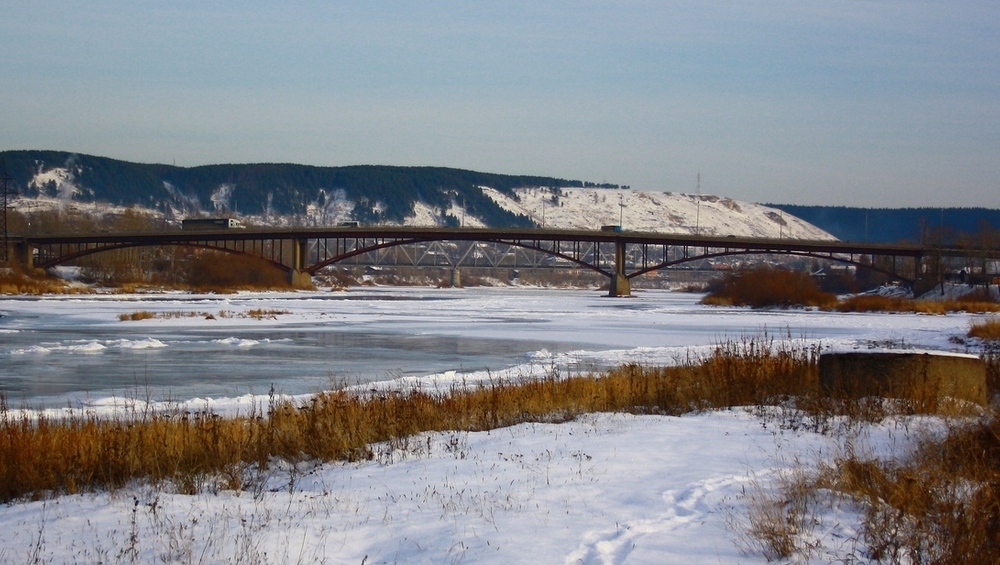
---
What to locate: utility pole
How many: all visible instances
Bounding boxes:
[618,193,625,228]
[695,171,701,236]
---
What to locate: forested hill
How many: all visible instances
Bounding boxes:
[0,150,623,226]
[771,205,1000,243]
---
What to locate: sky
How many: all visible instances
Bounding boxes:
[3,1,999,208]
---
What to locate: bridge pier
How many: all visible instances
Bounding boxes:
[609,272,631,297]
[608,240,631,297]
[5,240,33,271]
[288,269,313,289]
[287,238,313,288]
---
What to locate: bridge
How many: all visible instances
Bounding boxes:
[6,226,996,296]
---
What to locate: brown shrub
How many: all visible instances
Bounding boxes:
[184,251,295,291]
[701,267,837,309]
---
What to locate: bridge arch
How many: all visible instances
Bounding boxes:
[306,237,615,278]
[34,241,294,274]
[627,249,915,285]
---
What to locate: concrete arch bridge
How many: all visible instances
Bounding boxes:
[9,226,991,296]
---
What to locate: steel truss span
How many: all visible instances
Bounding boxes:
[11,226,997,296]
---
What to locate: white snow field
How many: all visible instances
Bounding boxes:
[0,286,992,564]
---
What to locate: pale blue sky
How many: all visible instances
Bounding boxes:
[3,1,999,207]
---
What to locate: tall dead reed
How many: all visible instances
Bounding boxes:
[969,317,1000,340]
[0,267,81,295]
[819,408,1000,565]
[741,353,1000,563]
[0,337,817,503]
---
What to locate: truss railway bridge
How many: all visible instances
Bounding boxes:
[6,227,997,296]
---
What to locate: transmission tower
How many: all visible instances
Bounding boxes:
[1,159,13,265]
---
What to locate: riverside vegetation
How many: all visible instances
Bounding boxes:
[2,337,1000,564]
[702,266,1000,314]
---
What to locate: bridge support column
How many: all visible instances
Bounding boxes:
[8,241,33,271]
[288,238,312,289]
[608,240,631,297]
[911,252,939,297]
[288,269,313,288]
[450,268,462,288]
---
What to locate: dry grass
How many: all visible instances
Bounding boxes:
[739,466,821,561]
[0,267,85,295]
[809,411,1000,565]
[700,271,1000,315]
[835,294,1000,314]
[118,311,158,322]
[834,294,944,314]
[244,308,290,320]
[0,337,816,503]
[698,266,1000,315]
[969,317,1000,341]
[741,353,1000,564]
[118,309,291,322]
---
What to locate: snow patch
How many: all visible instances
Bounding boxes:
[210,183,236,212]
[213,337,260,347]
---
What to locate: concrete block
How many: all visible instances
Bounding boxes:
[819,351,986,406]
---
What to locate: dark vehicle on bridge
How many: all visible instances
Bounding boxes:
[181,218,246,230]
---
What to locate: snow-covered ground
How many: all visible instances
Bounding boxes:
[2,409,919,565]
[0,287,993,563]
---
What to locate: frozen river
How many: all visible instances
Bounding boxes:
[0,286,987,409]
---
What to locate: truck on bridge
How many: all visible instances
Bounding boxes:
[181,218,246,230]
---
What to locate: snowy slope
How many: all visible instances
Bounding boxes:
[16,167,834,240]
[483,186,835,240]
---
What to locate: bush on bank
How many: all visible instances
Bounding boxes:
[700,267,837,309]
[700,266,1000,313]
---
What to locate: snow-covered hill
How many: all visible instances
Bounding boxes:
[481,187,835,240]
[13,165,834,240]
[331,186,835,240]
